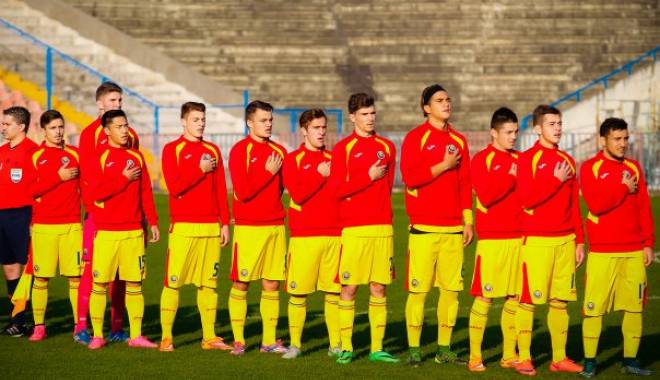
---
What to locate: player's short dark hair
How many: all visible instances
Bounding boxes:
[599,117,628,137]
[181,101,205,119]
[101,109,127,127]
[245,100,273,120]
[39,110,64,128]
[348,93,375,114]
[491,107,518,130]
[3,106,30,132]
[95,81,122,101]
[299,108,326,129]
[420,84,447,116]
[532,104,561,126]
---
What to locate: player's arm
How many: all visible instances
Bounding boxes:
[329,144,375,199]
[518,153,563,210]
[139,155,159,242]
[229,144,277,202]
[471,154,516,208]
[387,142,397,190]
[579,161,629,216]
[282,154,326,205]
[214,152,231,226]
[161,144,206,197]
[400,132,435,188]
[636,166,655,250]
[29,155,61,198]
[88,153,131,202]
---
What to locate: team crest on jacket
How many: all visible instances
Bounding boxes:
[61,156,70,165]
[202,153,211,160]
[126,159,135,168]
[10,168,22,183]
[447,144,458,154]
[377,151,385,160]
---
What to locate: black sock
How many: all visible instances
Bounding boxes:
[6,278,19,297]
[623,357,637,366]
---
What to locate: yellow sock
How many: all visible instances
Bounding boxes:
[69,277,80,323]
[260,290,279,346]
[31,278,49,325]
[368,296,387,353]
[160,286,179,340]
[198,287,218,341]
[548,300,569,362]
[516,303,535,361]
[438,290,459,347]
[324,293,340,348]
[501,298,518,360]
[90,283,108,338]
[288,295,307,348]
[228,288,247,344]
[339,299,355,352]
[622,312,642,359]
[405,292,427,348]
[468,298,491,361]
[582,316,602,359]
[125,283,144,339]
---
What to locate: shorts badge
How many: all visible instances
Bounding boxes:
[33,265,40,273]
[289,281,297,289]
[587,302,594,310]
[240,269,248,277]
[411,279,418,288]
[447,144,458,154]
[376,151,385,160]
[10,168,22,183]
[93,270,100,278]
[170,275,178,283]
[484,283,493,292]
[61,156,70,165]
[342,271,350,280]
[533,290,542,299]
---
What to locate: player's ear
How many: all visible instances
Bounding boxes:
[532,124,541,135]
[349,113,356,124]
[599,135,607,149]
[422,104,431,116]
[96,99,104,113]
[489,128,498,140]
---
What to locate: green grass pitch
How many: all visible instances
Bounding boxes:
[1,193,658,379]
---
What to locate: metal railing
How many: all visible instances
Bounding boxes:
[519,46,660,129]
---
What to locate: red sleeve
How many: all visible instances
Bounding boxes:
[161,144,206,197]
[636,168,655,249]
[518,152,563,209]
[29,155,62,198]
[88,153,130,202]
[140,153,158,226]
[229,143,276,202]
[78,126,96,181]
[579,161,628,216]
[571,177,584,244]
[214,153,230,225]
[329,144,373,199]
[387,141,396,190]
[459,142,472,211]
[471,154,516,208]
[129,127,140,150]
[400,132,434,188]
[282,153,326,205]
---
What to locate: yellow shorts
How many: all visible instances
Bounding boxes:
[583,251,647,316]
[286,236,341,295]
[165,223,221,289]
[470,238,521,298]
[31,223,83,278]
[338,225,394,286]
[407,229,464,293]
[92,229,145,283]
[518,234,577,304]
[230,225,286,282]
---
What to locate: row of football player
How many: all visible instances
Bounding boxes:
[0,82,654,377]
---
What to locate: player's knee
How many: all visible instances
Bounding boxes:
[476,296,492,303]
[126,281,141,287]
[261,279,279,291]
[369,282,386,297]
[34,277,49,283]
[341,285,358,300]
[232,281,249,291]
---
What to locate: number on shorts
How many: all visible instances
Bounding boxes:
[138,256,146,271]
[213,262,219,278]
[76,251,81,266]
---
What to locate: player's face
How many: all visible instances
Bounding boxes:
[491,122,519,150]
[0,114,25,141]
[182,110,205,140]
[303,117,327,150]
[96,91,122,114]
[247,109,273,140]
[104,116,130,147]
[351,106,376,136]
[423,90,452,121]
[43,118,65,146]
[602,128,629,160]
[535,113,562,146]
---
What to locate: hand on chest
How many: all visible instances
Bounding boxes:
[349,142,391,171]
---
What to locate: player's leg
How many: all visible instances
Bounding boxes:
[75,214,96,342]
[317,237,342,355]
[2,206,31,336]
[501,238,522,367]
[617,253,651,376]
[197,234,229,350]
[59,224,84,327]
[405,231,437,366]
[337,284,357,364]
[108,275,127,341]
[28,225,58,341]
[259,226,287,353]
[88,231,119,348]
[547,239,581,373]
[366,234,397,363]
[159,231,188,351]
[435,233,465,365]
